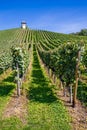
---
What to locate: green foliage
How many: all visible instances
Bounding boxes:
[78,81,87,106]
[0,29,20,74]
[82,48,87,68]
[0,28,31,74]
[11,46,29,78]
[78,29,87,36]
[55,42,79,84]
[38,41,81,86]
[11,47,24,77]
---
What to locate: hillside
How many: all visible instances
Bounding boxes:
[0,28,86,73]
[0,28,87,130]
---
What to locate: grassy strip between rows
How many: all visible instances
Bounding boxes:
[0,72,25,130]
[0,71,16,117]
[24,45,71,130]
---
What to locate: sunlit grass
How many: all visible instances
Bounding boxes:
[0,72,24,130]
[0,117,23,130]
[24,46,71,130]
[0,72,16,117]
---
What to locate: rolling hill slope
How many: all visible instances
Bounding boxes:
[0,28,87,130]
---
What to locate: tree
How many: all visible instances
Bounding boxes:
[75,29,87,36]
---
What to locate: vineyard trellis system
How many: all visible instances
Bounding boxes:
[0,28,87,107]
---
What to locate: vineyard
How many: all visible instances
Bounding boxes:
[0,28,87,130]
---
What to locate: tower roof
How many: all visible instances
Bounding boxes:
[21,21,26,24]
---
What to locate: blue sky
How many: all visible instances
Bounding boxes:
[0,0,87,33]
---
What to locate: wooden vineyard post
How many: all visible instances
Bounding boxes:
[17,63,20,96]
[53,74,56,84]
[70,84,73,104]
[73,49,80,107]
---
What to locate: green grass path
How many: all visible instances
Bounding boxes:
[0,72,23,130]
[25,45,71,130]
[0,72,16,118]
